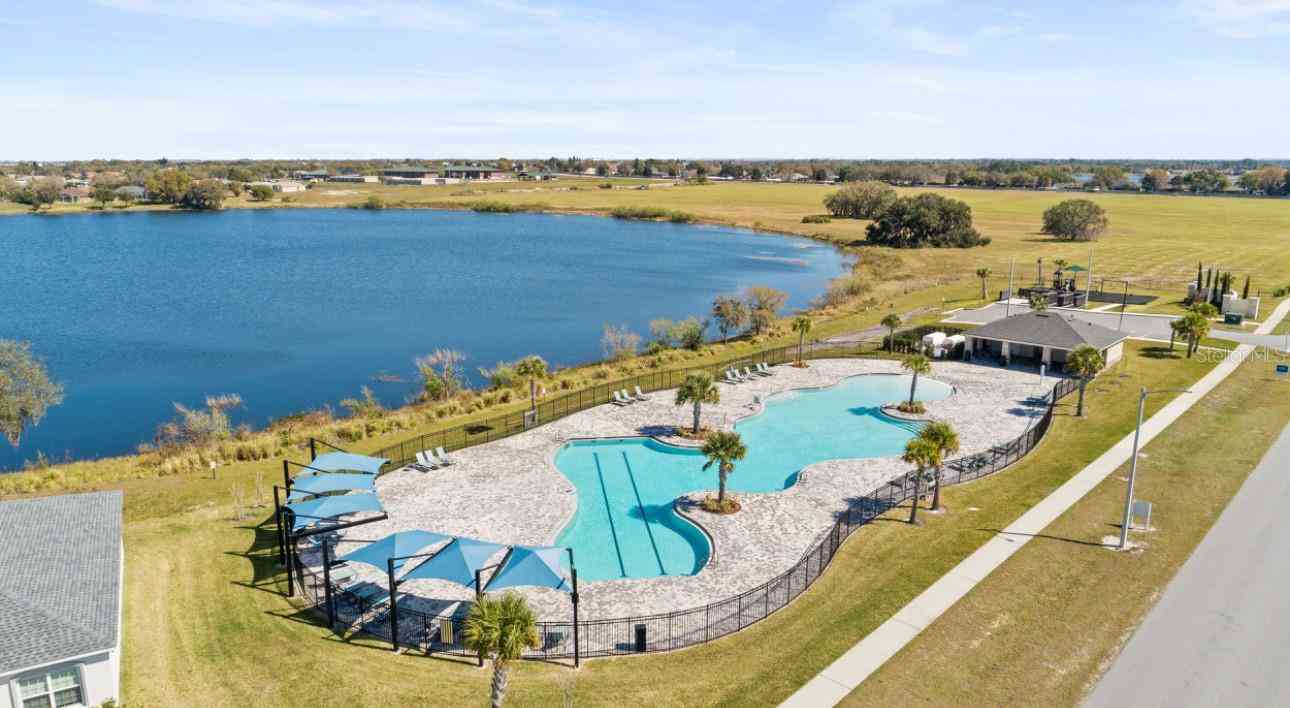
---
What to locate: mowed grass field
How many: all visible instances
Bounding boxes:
[119,343,1216,707]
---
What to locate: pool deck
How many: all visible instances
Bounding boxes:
[307,358,1052,624]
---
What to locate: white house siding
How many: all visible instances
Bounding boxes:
[1104,341,1124,366]
[2,651,118,708]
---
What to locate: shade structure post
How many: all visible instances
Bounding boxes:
[282,459,291,493]
[286,536,297,598]
[388,557,399,652]
[569,548,580,668]
[273,485,284,565]
[474,567,485,666]
[309,438,317,462]
[322,539,335,628]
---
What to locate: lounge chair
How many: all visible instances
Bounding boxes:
[619,389,635,404]
[611,390,631,406]
[434,446,455,465]
[415,451,440,470]
[757,362,774,376]
[633,385,650,402]
[742,366,757,381]
[735,368,752,382]
[724,370,742,385]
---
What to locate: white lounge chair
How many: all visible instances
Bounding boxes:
[742,366,756,381]
[415,451,440,470]
[434,446,455,465]
[724,370,742,385]
[734,368,752,382]
[757,362,774,376]
[612,390,632,406]
[619,389,636,403]
[633,385,650,402]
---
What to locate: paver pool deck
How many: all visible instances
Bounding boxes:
[305,358,1050,624]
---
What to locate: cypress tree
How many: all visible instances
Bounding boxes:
[1196,262,1203,290]
[1242,275,1250,299]
[1205,268,1213,289]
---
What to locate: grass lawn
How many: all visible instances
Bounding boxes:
[118,342,1215,707]
[843,346,1290,707]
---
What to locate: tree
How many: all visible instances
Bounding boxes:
[711,295,748,342]
[675,372,719,434]
[514,355,547,414]
[415,349,467,401]
[901,437,936,524]
[1141,169,1169,192]
[91,183,117,208]
[1042,199,1108,241]
[865,193,988,248]
[918,421,960,511]
[701,430,747,510]
[1066,345,1106,416]
[180,179,225,210]
[0,340,64,447]
[249,184,275,201]
[975,268,992,300]
[145,168,192,204]
[791,316,813,364]
[1242,275,1251,299]
[15,178,62,211]
[1089,165,1126,190]
[823,181,897,219]
[744,286,787,335]
[1183,169,1229,193]
[463,592,540,708]
[1179,307,1213,358]
[1028,292,1049,311]
[881,313,902,352]
[902,354,931,405]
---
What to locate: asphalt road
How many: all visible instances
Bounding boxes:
[1084,421,1290,708]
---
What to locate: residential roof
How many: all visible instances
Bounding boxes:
[0,491,123,674]
[443,165,497,172]
[967,311,1128,351]
[380,166,437,174]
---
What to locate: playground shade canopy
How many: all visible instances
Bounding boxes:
[308,451,388,475]
[287,492,384,531]
[338,530,450,572]
[287,473,376,502]
[403,537,508,588]
[485,545,572,593]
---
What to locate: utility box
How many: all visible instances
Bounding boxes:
[1224,312,1243,325]
[1131,500,1153,530]
[634,624,647,652]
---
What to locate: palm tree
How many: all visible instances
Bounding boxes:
[1054,258,1069,282]
[901,437,936,524]
[514,355,548,415]
[1168,317,1185,352]
[1028,293,1049,311]
[1181,311,1211,357]
[463,592,540,708]
[674,372,719,434]
[975,267,992,300]
[791,316,813,364]
[1066,345,1106,417]
[902,354,931,405]
[881,313,902,352]
[918,421,960,511]
[701,430,747,510]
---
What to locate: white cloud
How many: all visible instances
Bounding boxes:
[1181,0,1290,36]
[907,27,968,56]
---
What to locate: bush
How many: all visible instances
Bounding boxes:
[478,360,519,389]
[362,195,386,210]
[467,200,551,214]
[865,193,989,248]
[601,324,641,361]
[1042,199,1108,241]
[248,184,275,202]
[824,181,897,219]
[801,214,832,224]
[609,206,696,223]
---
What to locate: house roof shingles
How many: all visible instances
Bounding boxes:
[967,311,1127,351]
[0,491,122,674]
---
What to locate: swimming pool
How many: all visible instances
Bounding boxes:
[554,373,954,581]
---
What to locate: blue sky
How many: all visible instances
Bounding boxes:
[2,0,1289,159]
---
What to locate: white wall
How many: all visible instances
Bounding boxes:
[1,650,118,708]
[1104,342,1124,366]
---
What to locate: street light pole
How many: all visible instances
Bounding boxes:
[1118,281,1129,331]
[1119,386,1191,550]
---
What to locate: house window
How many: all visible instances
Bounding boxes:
[16,668,83,708]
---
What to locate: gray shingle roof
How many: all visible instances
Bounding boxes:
[967,312,1128,351]
[0,491,122,673]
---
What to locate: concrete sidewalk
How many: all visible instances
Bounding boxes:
[782,297,1290,707]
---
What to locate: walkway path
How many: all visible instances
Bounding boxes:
[781,297,1290,707]
[1083,421,1290,708]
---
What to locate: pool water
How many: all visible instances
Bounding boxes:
[554,374,953,581]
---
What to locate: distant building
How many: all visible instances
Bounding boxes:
[0,492,123,708]
[441,164,505,180]
[380,167,440,185]
[58,186,91,203]
[114,185,147,201]
[293,170,330,182]
[327,174,378,183]
[252,180,307,193]
[964,311,1127,368]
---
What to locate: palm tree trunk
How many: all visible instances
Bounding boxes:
[491,662,509,708]
[692,401,701,434]
[888,327,895,352]
[529,378,537,414]
[931,467,943,511]
[1168,330,1175,351]
[718,467,728,506]
[908,372,918,405]
[908,470,921,524]
[1077,380,1087,416]
[980,278,986,300]
[798,332,804,363]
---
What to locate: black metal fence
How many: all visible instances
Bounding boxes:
[292,370,1079,660]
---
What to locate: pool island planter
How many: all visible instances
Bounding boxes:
[285,368,1077,661]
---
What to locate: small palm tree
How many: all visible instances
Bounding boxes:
[701,430,747,510]
[791,316,813,364]
[1181,311,1211,357]
[1054,258,1069,280]
[975,267,992,300]
[918,421,960,511]
[514,355,548,415]
[1066,345,1106,417]
[1028,293,1049,311]
[881,313,902,352]
[675,372,719,434]
[902,354,931,405]
[463,592,540,708]
[901,436,936,524]
[1168,317,1186,352]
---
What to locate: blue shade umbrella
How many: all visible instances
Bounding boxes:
[485,545,572,593]
[286,492,384,531]
[403,537,508,588]
[308,451,388,475]
[287,473,376,502]
[338,530,451,573]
